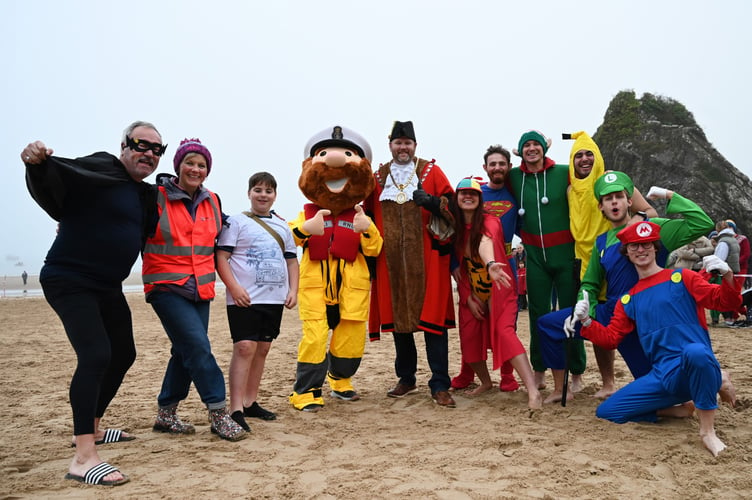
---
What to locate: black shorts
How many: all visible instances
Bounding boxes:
[227,303,284,343]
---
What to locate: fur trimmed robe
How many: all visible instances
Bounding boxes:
[365,157,456,338]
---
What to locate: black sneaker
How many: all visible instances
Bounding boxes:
[330,390,361,401]
[300,403,323,412]
[243,402,277,421]
[230,410,251,432]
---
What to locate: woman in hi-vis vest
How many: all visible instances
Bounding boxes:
[142,138,245,442]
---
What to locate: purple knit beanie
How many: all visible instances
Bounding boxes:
[173,138,212,175]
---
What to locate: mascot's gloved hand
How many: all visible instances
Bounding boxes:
[646,186,670,200]
[703,255,731,276]
[352,204,372,233]
[302,209,331,236]
[573,290,592,327]
[412,181,443,216]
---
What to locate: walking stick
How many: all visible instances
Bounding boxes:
[562,258,582,407]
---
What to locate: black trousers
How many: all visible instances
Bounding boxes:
[42,276,136,435]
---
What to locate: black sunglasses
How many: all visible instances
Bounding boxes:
[125,136,168,156]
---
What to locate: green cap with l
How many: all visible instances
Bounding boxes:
[593,171,634,200]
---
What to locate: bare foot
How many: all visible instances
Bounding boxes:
[658,401,695,418]
[701,431,727,457]
[571,374,584,393]
[69,456,127,484]
[593,385,617,399]
[466,383,493,396]
[534,371,547,390]
[543,391,573,404]
[719,370,737,407]
[528,390,543,410]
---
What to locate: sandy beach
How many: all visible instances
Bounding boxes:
[1,288,750,499]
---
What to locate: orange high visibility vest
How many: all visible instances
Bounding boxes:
[142,187,222,300]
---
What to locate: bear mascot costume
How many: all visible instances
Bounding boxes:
[288,125,383,411]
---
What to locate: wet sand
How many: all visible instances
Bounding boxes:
[1,290,750,499]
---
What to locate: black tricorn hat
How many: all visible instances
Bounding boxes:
[389,121,416,141]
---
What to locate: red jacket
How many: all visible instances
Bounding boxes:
[142,186,222,300]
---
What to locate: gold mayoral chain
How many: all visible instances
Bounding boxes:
[388,167,416,205]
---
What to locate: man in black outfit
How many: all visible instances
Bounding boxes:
[22,121,162,486]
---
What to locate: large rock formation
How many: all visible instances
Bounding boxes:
[593,90,752,235]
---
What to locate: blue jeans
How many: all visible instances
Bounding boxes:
[149,292,226,410]
[393,330,451,393]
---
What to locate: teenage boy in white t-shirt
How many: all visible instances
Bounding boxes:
[216,172,299,432]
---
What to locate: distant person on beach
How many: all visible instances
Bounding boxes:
[216,172,299,430]
[144,138,245,442]
[22,120,162,486]
[713,220,741,326]
[21,270,28,286]
[573,221,739,457]
[723,220,749,325]
[517,262,528,310]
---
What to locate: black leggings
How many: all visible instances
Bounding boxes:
[42,278,136,435]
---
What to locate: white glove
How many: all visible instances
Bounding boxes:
[574,290,591,326]
[646,186,668,200]
[703,255,731,276]
[563,315,577,336]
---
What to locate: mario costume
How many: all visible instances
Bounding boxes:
[581,222,741,423]
[288,126,383,411]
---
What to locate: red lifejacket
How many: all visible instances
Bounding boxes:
[304,204,361,262]
[142,187,222,299]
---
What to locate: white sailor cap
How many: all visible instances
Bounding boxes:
[304,125,372,162]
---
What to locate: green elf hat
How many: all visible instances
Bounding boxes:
[515,130,551,156]
[593,171,634,200]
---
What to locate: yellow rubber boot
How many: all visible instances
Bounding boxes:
[289,390,324,411]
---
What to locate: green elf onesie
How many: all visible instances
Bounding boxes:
[508,130,586,374]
